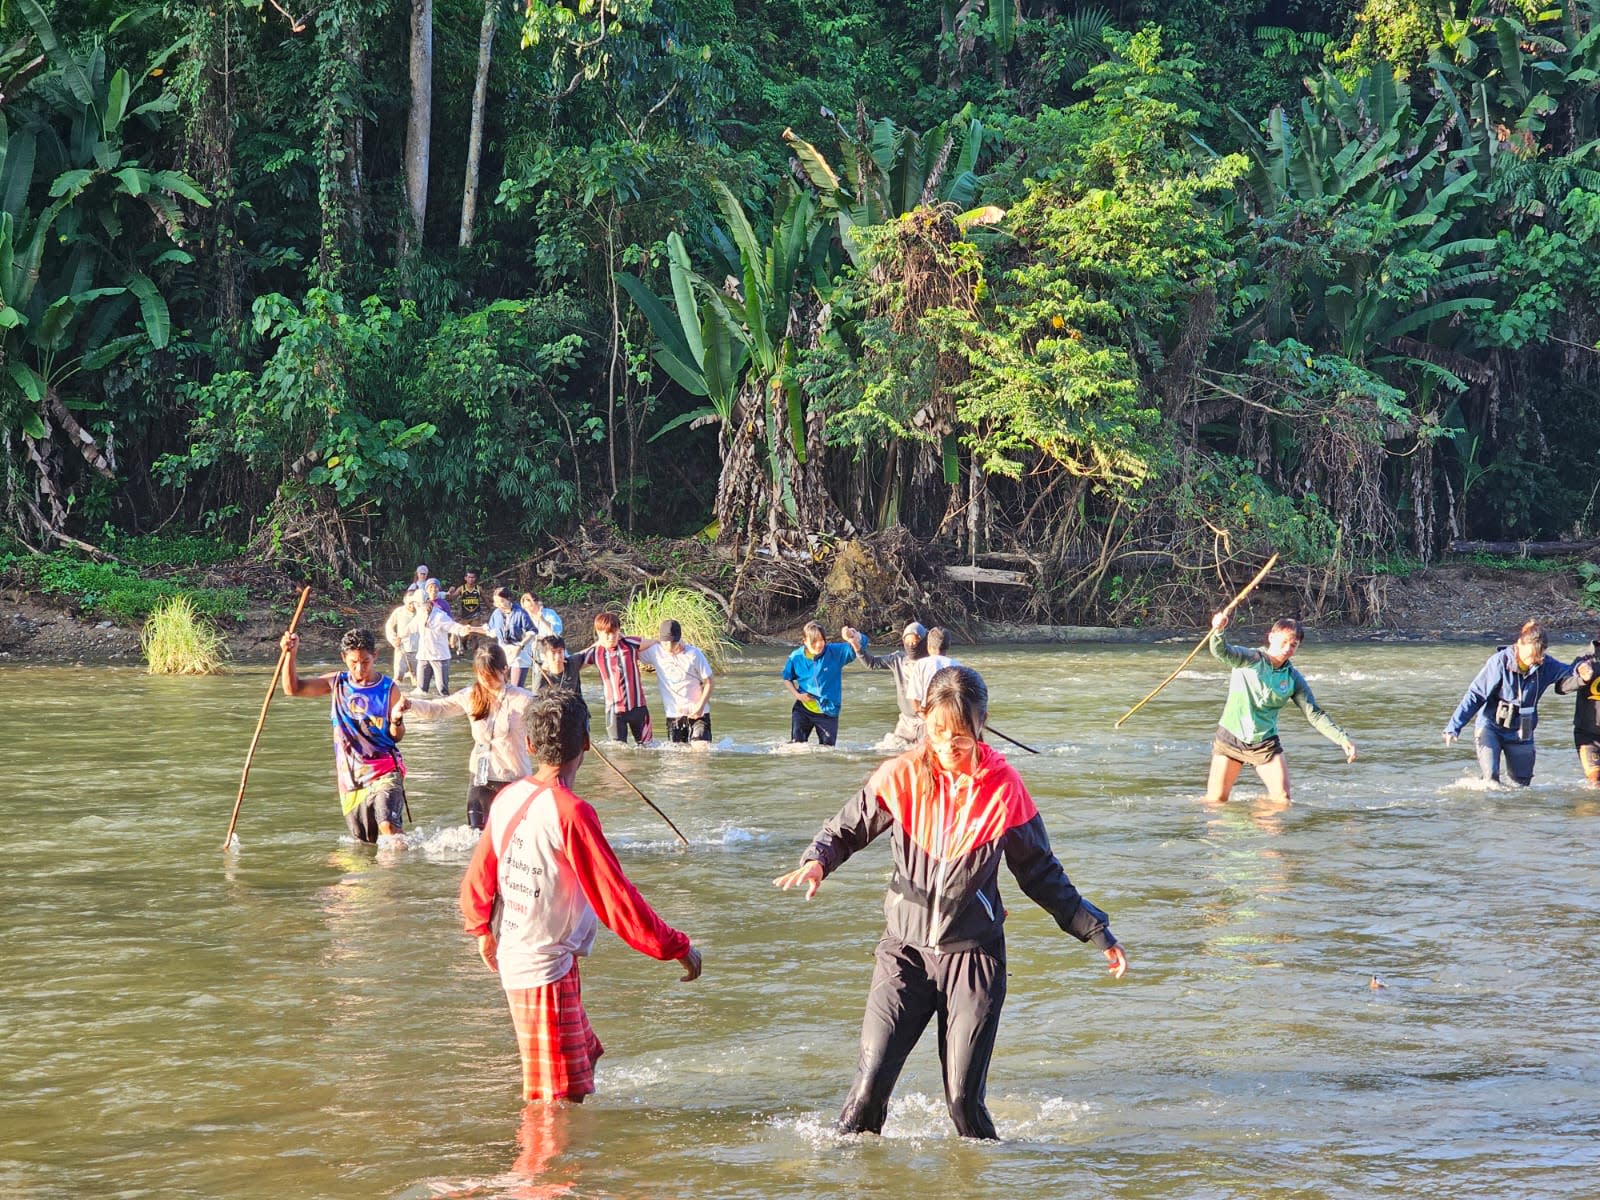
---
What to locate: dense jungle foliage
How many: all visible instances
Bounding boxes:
[3,0,1600,618]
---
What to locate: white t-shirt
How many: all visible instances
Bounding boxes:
[907,654,958,705]
[639,642,714,718]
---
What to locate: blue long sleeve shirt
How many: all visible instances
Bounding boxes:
[1445,645,1571,741]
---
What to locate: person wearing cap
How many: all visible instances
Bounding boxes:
[1556,632,1600,784]
[639,619,715,748]
[843,621,928,746]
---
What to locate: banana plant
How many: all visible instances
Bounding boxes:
[618,178,840,536]
[784,105,991,264]
[1,0,206,535]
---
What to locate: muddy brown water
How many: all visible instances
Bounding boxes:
[4,642,1599,1198]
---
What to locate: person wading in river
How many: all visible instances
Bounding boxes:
[401,642,536,830]
[574,612,659,745]
[1205,612,1356,805]
[1555,633,1600,785]
[279,627,408,843]
[845,621,927,746]
[459,689,703,1103]
[1444,620,1570,787]
[775,664,1127,1139]
[782,622,858,746]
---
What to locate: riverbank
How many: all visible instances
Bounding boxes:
[3,551,1596,665]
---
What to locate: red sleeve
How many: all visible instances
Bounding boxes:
[458,828,500,935]
[557,792,691,961]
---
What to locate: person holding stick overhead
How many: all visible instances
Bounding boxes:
[279,627,409,842]
[459,688,702,1103]
[399,642,536,831]
[775,664,1127,1139]
[1205,612,1355,805]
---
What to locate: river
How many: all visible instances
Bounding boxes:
[3,640,1599,1198]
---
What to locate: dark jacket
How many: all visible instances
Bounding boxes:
[800,744,1116,954]
[1556,641,1600,735]
[1445,645,1571,742]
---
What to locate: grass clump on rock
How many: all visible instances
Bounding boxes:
[141,594,228,675]
[621,585,736,670]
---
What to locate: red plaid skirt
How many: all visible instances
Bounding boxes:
[506,962,604,1101]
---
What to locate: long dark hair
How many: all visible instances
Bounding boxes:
[468,642,509,721]
[914,664,988,796]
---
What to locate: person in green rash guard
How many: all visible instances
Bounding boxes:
[1205,612,1356,805]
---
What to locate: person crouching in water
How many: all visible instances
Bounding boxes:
[279,627,408,842]
[459,689,703,1102]
[1556,633,1600,785]
[401,643,535,830]
[1206,612,1356,805]
[774,664,1128,1139]
[1444,620,1571,786]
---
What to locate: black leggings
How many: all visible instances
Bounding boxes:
[467,780,513,831]
[838,935,1007,1139]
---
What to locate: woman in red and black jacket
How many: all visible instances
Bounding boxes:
[775,664,1129,1139]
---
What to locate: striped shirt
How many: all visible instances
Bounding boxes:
[577,637,649,712]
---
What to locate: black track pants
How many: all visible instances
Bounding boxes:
[837,934,1007,1139]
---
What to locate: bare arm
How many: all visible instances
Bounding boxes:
[278,632,334,697]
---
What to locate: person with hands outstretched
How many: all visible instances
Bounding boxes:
[774,663,1127,1140]
[1204,611,1355,806]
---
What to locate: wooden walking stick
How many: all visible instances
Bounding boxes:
[223,586,312,849]
[1114,553,1280,730]
[588,740,690,847]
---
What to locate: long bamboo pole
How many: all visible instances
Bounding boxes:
[589,740,690,846]
[1113,554,1280,730]
[223,586,312,849]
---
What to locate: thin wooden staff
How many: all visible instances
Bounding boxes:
[985,724,1040,755]
[223,585,312,849]
[1114,553,1280,730]
[588,740,690,847]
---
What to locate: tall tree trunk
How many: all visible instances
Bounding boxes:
[345,15,367,245]
[459,0,498,247]
[401,0,433,254]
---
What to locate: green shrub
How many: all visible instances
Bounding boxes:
[141,595,228,675]
[620,584,736,669]
[109,532,241,567]
[31,554,247,621]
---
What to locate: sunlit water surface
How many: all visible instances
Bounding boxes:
[4,641,1600,1199]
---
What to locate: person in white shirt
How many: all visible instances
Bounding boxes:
[408,592,479,695]
[384,602,418,686]
[401,643,537,829]
[906,627,958,711]
[638,619,715,747]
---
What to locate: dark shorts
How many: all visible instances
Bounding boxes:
[341,773,406,842]
[1213,726,1284,767]
[606,704,653,745]
[667,715,712,743]
[1576,729,1600,750]
[791,702,840,746]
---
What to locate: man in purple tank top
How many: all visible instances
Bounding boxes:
[280,627,409,842]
